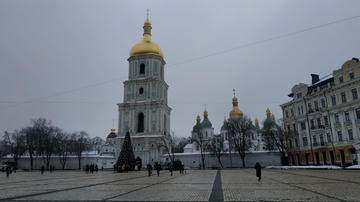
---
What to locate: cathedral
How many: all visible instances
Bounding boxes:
[115,15,171,167]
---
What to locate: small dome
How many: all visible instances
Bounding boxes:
[107,128,116,139]
[221,118,228,131]
[201,109,212,128]
[129,18,164,58]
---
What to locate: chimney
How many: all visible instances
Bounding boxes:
[311,74,320,84]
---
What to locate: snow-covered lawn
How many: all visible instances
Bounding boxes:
[346,165,360,169]
[266,165,341,169]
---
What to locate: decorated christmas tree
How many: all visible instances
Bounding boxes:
[116,130,136,171]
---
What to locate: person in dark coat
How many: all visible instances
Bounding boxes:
[155,163,161,176]
[146,163,152,176]
[254,162,262,182]
[169,163,173,176]
[6,166,11,177]
[41,166,45,175]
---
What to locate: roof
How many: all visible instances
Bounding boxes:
[107,132,116,139]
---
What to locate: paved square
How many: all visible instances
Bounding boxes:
[0,169,359,201]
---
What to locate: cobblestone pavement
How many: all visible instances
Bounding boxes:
[0,169,359,201]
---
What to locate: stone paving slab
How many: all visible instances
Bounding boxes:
[1,169,360,201]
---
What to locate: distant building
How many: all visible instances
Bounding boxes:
[281,58,360,166]
[100,128,117,156]
[185,94,268,153]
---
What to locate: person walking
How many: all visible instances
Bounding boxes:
[6,166,11,177]
[155,163,161,176]
[146,163,152,177]
[169,163,173,176]
[254,162,262,182]
[41,165,45,175]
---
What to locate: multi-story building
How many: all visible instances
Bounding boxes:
[281,58,360,166]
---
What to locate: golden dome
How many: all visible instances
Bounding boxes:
[111,128,115,132]
[266,108,271,118]
[196,115,201,123]
[204,110,208,118]
[271,114,275,121]
[229,96,243,118]
[255,118,259,126]
[130,17,164,58]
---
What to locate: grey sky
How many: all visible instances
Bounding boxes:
[1,0,359,139]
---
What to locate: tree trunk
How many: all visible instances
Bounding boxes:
[201,151,205,169]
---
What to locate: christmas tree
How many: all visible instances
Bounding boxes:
[117,130,136,171]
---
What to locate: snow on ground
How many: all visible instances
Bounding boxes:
[346,165,360,169]
[266,165,341,169]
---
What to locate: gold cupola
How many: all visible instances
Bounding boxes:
[129,14,164,58]
[266,108,271,118]
[196,114,201,123]
[255,118,259,126]
[229,96,243,118]
[271,113,275,121]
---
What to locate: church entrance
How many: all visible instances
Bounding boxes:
[135,156,142,169]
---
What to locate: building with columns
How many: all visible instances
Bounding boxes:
[115,15,171,167]
[281,58,360,166]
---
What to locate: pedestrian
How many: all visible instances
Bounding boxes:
[146,163,152,177]
[6,166,11,177]
[254,162,262,182]
[90,164,94,174]
[95,164,98,172]
[180,163,184,174]
[101,166,104,171]
[169,163,173,176]
[155,162,161,176]
[41,165,45,175]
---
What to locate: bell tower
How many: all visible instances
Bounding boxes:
[117,13,171,166]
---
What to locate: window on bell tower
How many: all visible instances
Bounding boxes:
[140,63,145,74]
[137,113,144,133]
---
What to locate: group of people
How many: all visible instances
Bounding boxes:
[146,162,185,177]
[85,164,99,173]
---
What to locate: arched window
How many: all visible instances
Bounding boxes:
[139,88,144,95]
[140,63,145,74]
[137,112,144,133]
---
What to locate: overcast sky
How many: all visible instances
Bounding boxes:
[1,0,359,139]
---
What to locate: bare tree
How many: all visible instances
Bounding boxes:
[262,118,288,165]
[191,127,209,169]
[72,131,90,170]
[226,116,253,168]
[172,136,189,153]
[23,126,36,170]
[159,131,175,165]
[55,132,71,170]
[209,135,224,168]
[3,130,26,168]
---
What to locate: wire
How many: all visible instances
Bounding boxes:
[167,15,360,67]
[1,14,359,109]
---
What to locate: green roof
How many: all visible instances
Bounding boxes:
[192,122,202,132]
[201,117,212,128]
[221,122,228,131]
